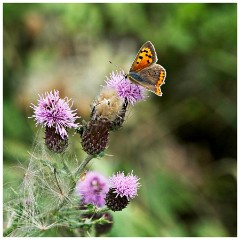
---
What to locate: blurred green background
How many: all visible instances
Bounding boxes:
[3,3,237,237]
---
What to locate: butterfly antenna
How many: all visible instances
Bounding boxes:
[109,61,128,79]
[109,61,124,72]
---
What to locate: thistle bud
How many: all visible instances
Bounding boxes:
[105,188,129,212]
[105,171,141,212]
[81,119,112,155]
[45,127,68,153]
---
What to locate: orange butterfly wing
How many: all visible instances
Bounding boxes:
[130,41,158,72]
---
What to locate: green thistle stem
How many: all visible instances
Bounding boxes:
[58,206,109,216]
[53,167,63,195]
[61,154,75,188]
[3,223,18,237]
[74,154,95,179]
[49,154,95,216]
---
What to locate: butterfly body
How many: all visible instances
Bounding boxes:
[128,41,166,96]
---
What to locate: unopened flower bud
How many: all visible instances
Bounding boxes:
[45,127,68,153]
[81,119,112,155]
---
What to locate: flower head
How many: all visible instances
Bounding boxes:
[106,70,146,105]
[76,171,109,207]
[30,90,79,139]
[91,87,124,121]
[109,171,140,200]
[105,171,141,211]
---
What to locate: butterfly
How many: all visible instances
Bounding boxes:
[127,41,166,96]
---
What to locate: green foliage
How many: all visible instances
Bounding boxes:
[3,3,236,237]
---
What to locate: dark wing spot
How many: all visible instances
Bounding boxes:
[147,60,150,64]
[145,54,148,57]
[137,62,139,64]
[139,56,143,59]
[148,55,152,58]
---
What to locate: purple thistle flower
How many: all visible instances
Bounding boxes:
[76,171,110,207]
[106,70,146,105]
[109,171,141,200]
[30,90,79,139]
